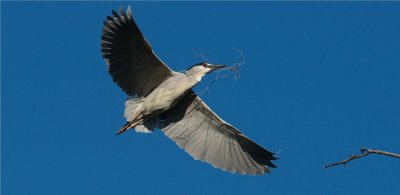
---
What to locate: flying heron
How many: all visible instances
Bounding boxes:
[101,6,277,175]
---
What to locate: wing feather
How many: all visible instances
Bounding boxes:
[101,6,173,97]
[160,90,277,175]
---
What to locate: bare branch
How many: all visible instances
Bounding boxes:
[325,148,400,168]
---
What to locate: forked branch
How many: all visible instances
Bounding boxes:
[325,148,400,168]
[192,49,207,62]
[216,48,245,80]
[198,49,245,96]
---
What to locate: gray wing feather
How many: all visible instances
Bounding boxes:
[101,6,173,97]
[160,90,277,175]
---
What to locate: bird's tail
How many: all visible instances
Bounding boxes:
[117,97,145,135]
[124,97,144,121]
[135,115,160,133]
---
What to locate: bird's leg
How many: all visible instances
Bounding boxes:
[116,111,144,135]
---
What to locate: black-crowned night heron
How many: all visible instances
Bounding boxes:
[101,6,277,175]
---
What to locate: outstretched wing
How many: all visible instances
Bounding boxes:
[160,90,277,175]
[101,6,173,97]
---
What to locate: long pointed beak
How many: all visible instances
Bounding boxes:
[207,64,226,71]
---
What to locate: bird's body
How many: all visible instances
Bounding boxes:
[101,6,277,175]
[142,72,195,115]
[118,67,211,133]
[143,64,217,113]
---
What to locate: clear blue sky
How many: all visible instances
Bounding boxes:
[2,2,400,195]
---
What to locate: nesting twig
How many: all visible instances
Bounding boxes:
[198,49,246,96]
[324,148,400,168]
[192,49,207,62]
[215,48,245,80]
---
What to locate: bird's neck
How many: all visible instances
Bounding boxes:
[185,70,207,83]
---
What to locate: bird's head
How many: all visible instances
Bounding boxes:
[186,62,226,81]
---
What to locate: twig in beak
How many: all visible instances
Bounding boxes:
[199,48,245,97]
[215,48,245,80]
[192,49,207,62]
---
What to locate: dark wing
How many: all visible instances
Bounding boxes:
[101,6,173,97]
[160,90,277,175]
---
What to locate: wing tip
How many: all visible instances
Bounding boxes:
[165,131,276,176]
[127,5,132,18]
